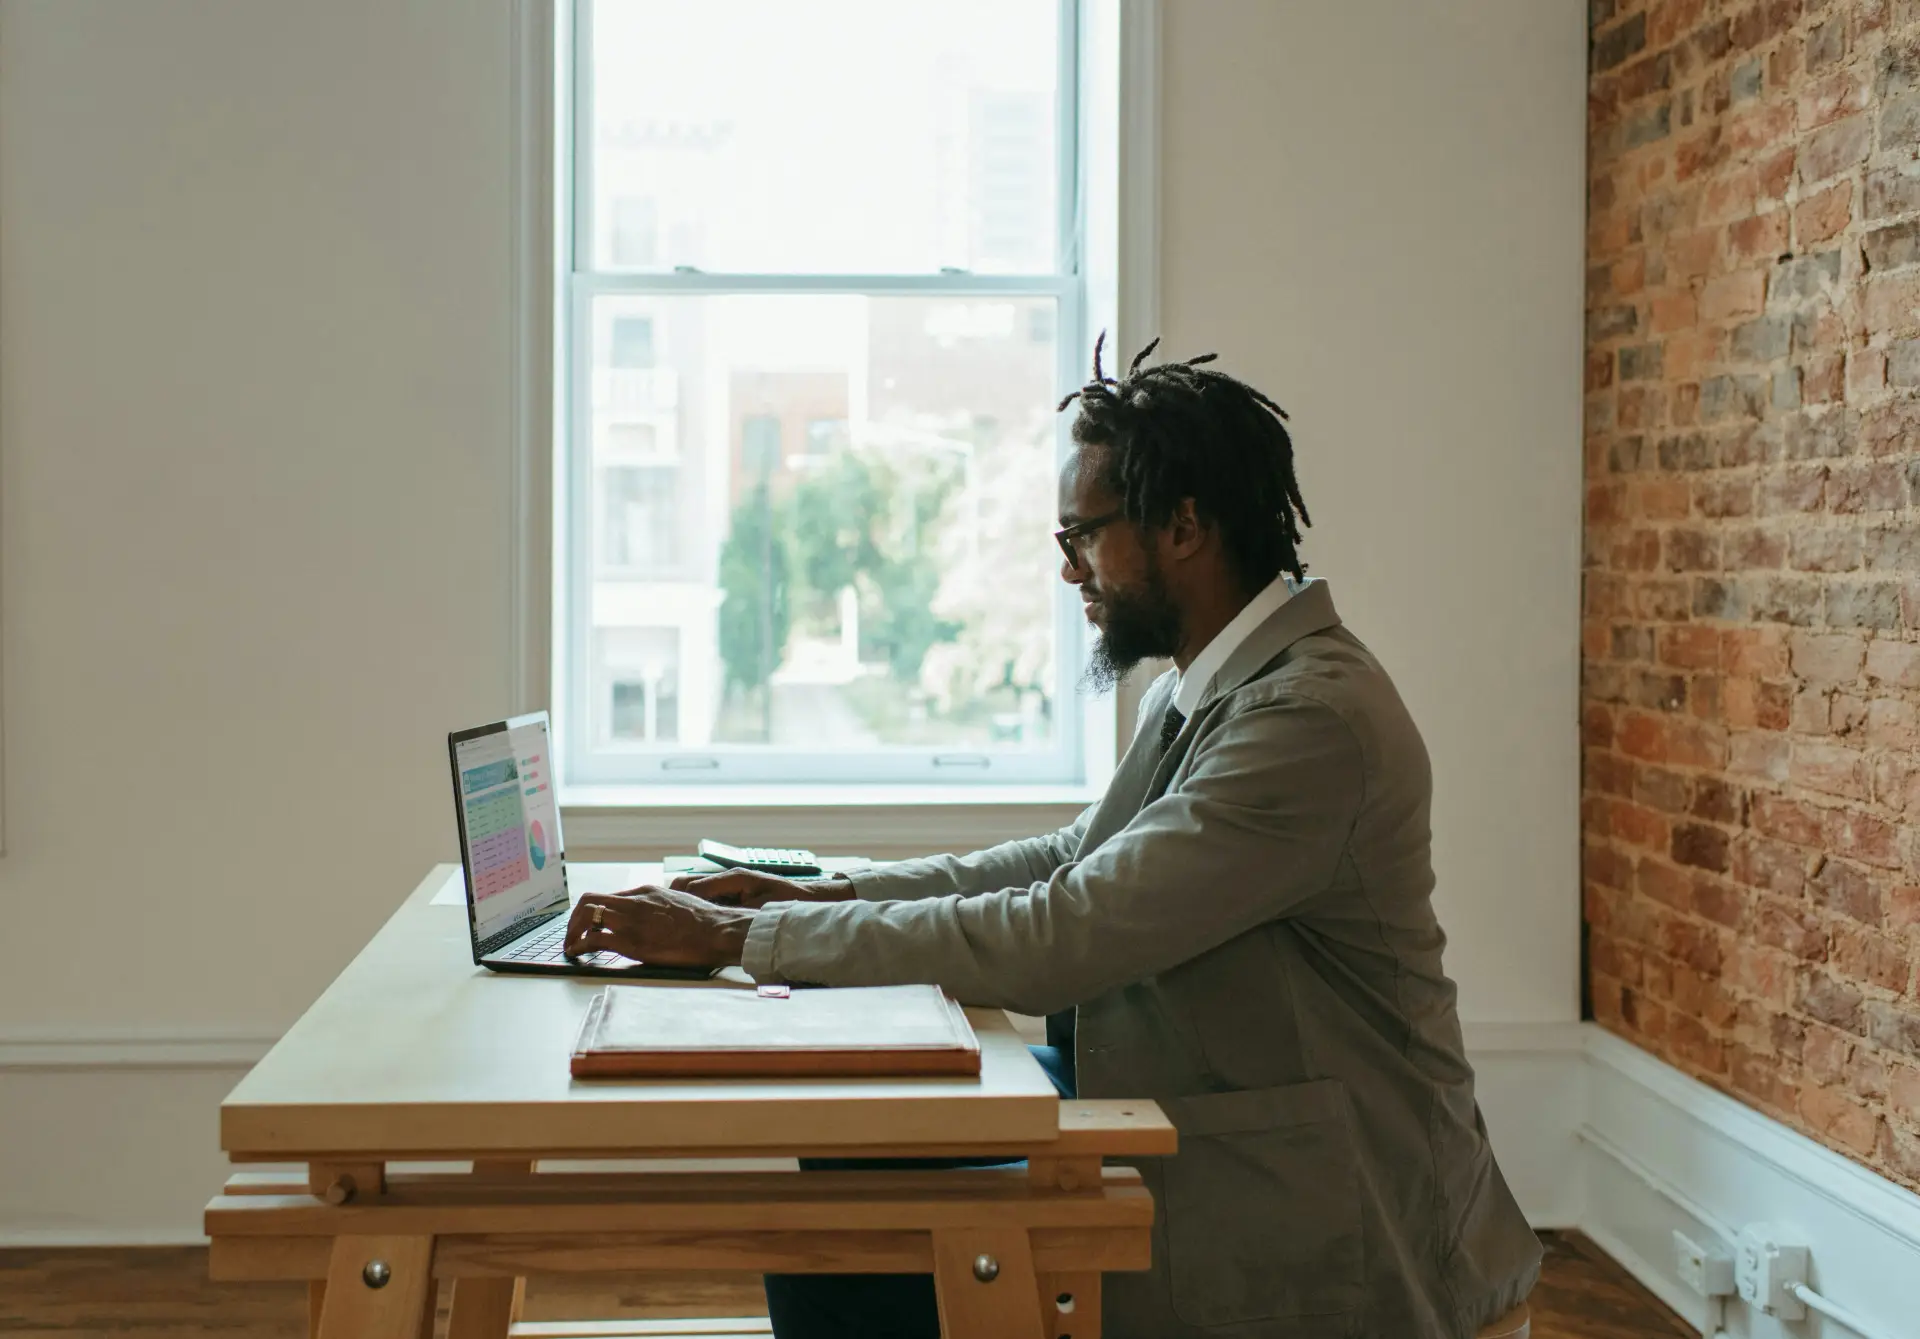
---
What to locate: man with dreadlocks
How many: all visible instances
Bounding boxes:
[565,337,1542,1338]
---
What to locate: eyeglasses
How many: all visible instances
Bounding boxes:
[1054,510,1126,568]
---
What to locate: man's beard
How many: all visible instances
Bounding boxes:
[1080,557,1182,694]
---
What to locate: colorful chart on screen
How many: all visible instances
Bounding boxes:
[455,719,567,941]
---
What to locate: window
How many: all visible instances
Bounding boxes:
[562,0,1100,785]
[597,465,681,572]
[609,316,655,368]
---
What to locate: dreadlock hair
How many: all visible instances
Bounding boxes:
[1057,333,1311,590]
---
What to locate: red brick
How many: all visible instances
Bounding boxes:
[1666,226,1721,278]
[1865,639,1920,689]
[1724,101,1795,157]
[1803,356,1845,405]
[1890,1061,1920,1114]
[1798,70,1872,132]
[1849,350,1888,401]
[1728,729,1791,781]
[1731,1042,1801,1114]
[1693,874,1747,928]
[1888,885,1920,935]
[1729,210,1789,261]
[1822,807,1902,870]
[1750,895,1828,961]
[1648,0,1707,49]
[1727,943,1792,1004]
[1802,1024,1855,1086]
[1703,270,1767,321]
[1673,821,1733,872]
[1586,841,1635,893]
[1866,698,1920,750]
[1800,1085,1879,1156]
[1832,926,1911,994]
[1669,1011,1729,1075]
[1791,740,1871,800]
[1864,273,1920,338]
[1788,631,1866,683]
[1801,114,1872,186]
[1618,711,1670,762]
[1751,793,1825,846]
[1668,718,1728,768]
[1620,988,1671,1043]
[1651,290,1700,332]
[1612,799,1673,851]
[1639,478,1692,520]
[1758,147,1796,203]
[1723,627,1791,676]
[1794,181,1853,245]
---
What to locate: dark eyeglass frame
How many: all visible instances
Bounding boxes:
[1054,509,1126,567]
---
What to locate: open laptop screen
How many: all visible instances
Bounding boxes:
[451,713,567,944]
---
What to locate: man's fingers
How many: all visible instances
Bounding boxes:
[565,894,624,953]
[671,872,750,904]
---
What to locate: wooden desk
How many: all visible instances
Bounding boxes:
[207,864,1173,1339]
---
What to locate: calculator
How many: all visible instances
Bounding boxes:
[695,839,824,877]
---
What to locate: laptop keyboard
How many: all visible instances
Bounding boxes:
[496,920,622,968]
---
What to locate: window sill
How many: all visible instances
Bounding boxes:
[561,784,1101,860]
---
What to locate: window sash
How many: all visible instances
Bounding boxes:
[561,0,1091,787]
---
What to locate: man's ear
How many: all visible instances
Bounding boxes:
[1166,498,1207,559]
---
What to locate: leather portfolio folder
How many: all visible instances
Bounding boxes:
[570,982,983,1079]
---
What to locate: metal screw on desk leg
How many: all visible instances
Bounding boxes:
[362,1260,391,1290]
[972,1254,999,1283]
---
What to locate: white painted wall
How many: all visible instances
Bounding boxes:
[1159,1,1588,1023]
[0,0,1589,1240]
[0,0,519,1030]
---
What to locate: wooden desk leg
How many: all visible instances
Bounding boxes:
[446,1277,520,1339]
[450,1157,534,1334]
[1040,1271,1102,1339]
[307,1281,327,1339]
[314,1235,435,1339]
[932,1229,1046,1339]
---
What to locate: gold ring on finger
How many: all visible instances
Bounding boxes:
[590,904,605,926]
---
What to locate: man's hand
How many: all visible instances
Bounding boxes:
[668,869,856,910]
[563,885,757,968]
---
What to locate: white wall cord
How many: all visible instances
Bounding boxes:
[1576,1125,1900,1339]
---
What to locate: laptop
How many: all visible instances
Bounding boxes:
[447,711,712,979]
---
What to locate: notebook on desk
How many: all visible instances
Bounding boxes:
[570,983,982,1079]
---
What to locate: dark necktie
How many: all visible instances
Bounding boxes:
[1158,702,1186,753]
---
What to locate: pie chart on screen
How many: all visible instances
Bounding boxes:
[528,820,547,870]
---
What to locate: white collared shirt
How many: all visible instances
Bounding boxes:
[1172,573,1298,716]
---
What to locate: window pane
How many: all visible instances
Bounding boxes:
[588,0,1061,274]
[582,293,1064,754]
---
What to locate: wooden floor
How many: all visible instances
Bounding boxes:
[0,1232,1689,1338]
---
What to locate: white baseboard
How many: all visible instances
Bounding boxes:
[1580,1027,1920,1339]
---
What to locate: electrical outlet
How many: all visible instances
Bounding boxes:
[1673,1230,1735,1296]
[1734,1224,1808,1320]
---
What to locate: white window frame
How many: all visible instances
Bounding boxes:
[507,0,1161,848]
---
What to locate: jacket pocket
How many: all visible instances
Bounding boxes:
[1160,1078,1364,1328]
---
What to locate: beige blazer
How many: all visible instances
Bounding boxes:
[743,579,1542,1338]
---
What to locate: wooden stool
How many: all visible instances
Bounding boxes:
[1476,1300,1530,1338]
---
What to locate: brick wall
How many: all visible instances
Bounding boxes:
[1584,0,1920,1187]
